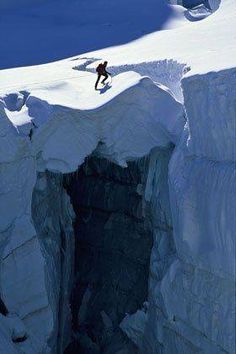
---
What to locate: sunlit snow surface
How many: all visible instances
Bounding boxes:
[0,0,235,353]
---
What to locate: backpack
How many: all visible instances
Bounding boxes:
[96,63,104,75]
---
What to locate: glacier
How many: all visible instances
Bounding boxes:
[0,73,185,353]
[0,0,235,353]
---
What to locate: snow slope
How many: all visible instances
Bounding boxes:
[0,0,235,353]
[0,0,188,69]
[84,0,235,76]
[0,0,235,94]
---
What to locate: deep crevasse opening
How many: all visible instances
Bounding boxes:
[27,141,175,354]
[63,150,174,354]
[64,155,153,353]
[30,147,174,354]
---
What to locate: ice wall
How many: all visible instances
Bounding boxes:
[0,134,75,353]
[167,68,235,352]
[32,172,75,353]
[124,67,235,353]
[120,147,176,354]
[0,107,40,352]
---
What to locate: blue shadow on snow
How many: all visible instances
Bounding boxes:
[0,0,173,69]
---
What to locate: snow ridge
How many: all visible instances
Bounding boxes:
[74,58,189,102]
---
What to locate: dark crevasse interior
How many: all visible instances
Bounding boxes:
[63,156,153,354]
[0,297,8,316]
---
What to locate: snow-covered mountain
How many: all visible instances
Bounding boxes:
[0,0,235,353]
[0,0,221,70]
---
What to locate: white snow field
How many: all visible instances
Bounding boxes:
[0,0,235,353]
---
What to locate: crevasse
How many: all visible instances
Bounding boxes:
[0,67,235,353]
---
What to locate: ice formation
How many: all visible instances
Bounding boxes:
[0,72,185,352]
[0,0,235,353]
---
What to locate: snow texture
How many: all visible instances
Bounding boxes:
[0,0,235,352]
[74,59,189,103]
[0,72,184,352]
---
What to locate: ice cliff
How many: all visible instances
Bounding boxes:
[139,67,235,354]
[0,62,235,353]
[0,0,235,353]
[0,73,184,353]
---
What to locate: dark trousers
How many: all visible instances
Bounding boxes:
[95,73,108,88]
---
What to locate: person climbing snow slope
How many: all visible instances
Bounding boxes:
[95,61,111,90]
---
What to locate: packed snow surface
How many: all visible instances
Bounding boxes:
[0,0,235,353]
[1,71,184,170]
[0,0,235,90]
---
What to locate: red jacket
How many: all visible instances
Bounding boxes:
[96,63,107,75]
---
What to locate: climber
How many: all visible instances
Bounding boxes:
[95,61,111,90]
